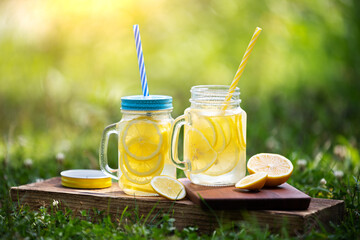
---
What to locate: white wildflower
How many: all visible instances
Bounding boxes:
[320,178,327,186]
[59,139,71,152]
[18,135,27,147]
[333,145,348,160]
[52,200,59,207]
[315,152,323,162]
[334,170,344,180]
[56,152,65,164]
[35,178,44,183]
[324,140,331,151]
[297,159,307,171]
[24,158,33,168]
[265,136,280,150]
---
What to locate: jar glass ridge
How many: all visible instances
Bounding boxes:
[190,85,241,109]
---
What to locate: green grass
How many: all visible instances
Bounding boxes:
[1,123,359,239]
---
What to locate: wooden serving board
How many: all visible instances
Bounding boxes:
[180,179,311,210]
[10,177,344,236]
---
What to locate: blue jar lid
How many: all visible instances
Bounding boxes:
[121,95,173,111]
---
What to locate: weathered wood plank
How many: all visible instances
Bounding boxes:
[10,177,344,236]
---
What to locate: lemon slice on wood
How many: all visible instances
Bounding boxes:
[235,172,268,190]
[247,153,293,187]
[150,176,186,200]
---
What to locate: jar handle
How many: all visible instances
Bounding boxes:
[99,123,119,180]
[170,115,189,171]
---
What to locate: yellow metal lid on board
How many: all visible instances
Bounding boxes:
[61,169,112,189]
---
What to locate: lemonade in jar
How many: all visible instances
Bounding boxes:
[100,95,175,196]
[171,85,246,186]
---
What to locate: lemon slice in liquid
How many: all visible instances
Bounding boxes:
[203,140,239,176]
[123,153,163,177]
[190,111,217,146]
[184,127,217,173]
[236,114,246,149]
[120,155,164,185]
[122,119,163,161]
[208,116,227,153]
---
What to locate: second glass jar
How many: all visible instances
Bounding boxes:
[171,85,246,186]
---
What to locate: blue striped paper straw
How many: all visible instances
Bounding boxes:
[133,24,149,97]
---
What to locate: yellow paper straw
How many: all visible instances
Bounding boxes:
[222,27,262,110]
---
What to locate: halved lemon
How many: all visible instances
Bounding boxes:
[123,153,163,177]
[150,176,186,200]
[203,141,239,176]
[184,127,217,173]
[235,172,268,190]
[247,153,293,187]
[122,119,163,160]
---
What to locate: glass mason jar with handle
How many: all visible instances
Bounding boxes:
[99,95,175,196]
[171,85,246,186]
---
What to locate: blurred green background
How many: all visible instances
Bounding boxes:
[0,0,359,179]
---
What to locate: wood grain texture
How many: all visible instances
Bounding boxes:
[10,177,344,236]
[180,178,311,210]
